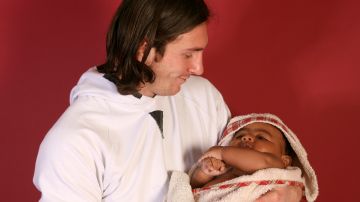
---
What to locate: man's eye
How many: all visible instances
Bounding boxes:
[184,53,192,58]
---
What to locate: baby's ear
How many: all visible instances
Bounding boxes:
[281,155,292,167]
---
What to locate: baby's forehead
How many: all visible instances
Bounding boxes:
[234,122,284,138]
[237,122,280,132]
[233,122,287,146]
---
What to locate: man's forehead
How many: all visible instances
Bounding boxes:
[167,23,208,47]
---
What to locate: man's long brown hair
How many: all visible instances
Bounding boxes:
[98,0,210,95]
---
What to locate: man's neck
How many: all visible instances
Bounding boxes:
[138,84,156,97]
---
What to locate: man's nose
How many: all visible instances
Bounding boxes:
[189,54,204,75]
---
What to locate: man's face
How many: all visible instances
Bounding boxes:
[139,22,208,97]
[229,123,287,158]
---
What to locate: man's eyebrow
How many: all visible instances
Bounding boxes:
[185,47,204,51]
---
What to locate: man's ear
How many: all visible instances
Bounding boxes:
[281,155,292,167]
[136,41,156,66]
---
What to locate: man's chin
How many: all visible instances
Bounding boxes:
[158,87,181,96]
[171,86,182,95]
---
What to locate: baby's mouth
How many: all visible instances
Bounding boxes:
[240,142,253,149]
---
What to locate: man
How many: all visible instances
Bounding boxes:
[33,0,302,201]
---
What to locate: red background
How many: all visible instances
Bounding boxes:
[1,0,359,201]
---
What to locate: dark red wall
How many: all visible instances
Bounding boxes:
[1,0,359,201]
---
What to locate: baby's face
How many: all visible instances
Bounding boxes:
[229,122,286,158]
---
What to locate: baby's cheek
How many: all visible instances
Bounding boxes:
[228,139,239,146]
[254,145,272,153]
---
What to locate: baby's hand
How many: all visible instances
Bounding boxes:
[199,157,227,176]
[199,146,224,162]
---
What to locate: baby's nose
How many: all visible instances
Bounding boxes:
[241,135,254,142]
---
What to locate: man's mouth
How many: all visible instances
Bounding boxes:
[179,75,189,81]
[178,75,189,83]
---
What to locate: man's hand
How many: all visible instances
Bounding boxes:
[255,186,303,202]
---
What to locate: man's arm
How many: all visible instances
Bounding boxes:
[33,133,103,202]
[255,186,304,202]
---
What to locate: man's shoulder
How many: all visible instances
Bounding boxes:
[180,76,219,96]
[183,76,212,87]
[172,76,226,112]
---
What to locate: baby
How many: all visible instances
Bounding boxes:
[190,121,294,188]
[167,113,318,202]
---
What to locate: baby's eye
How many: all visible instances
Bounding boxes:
[234,134,243,139]
[256,135,266,140]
